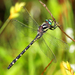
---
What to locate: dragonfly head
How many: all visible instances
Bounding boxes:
[45,19,57,30]
[45,19,52,25]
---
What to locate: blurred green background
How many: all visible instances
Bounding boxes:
[0,0,75,75]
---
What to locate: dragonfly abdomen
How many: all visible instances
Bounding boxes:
[7,34,40,69]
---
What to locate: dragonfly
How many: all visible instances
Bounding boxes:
[7,7,68,69]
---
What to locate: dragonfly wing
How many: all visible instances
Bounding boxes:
[37,36,56,62]
[19,7,39,28]
[7,7,40,41]
[37,30,69,62]
[9,19,37,37]
[42,30,69,60]
[43,31,69,51]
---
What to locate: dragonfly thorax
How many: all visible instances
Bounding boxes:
[37,22,51,37]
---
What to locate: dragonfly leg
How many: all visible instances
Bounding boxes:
[50,22,58,30]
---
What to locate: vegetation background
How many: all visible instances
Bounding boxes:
[0,0,75,75]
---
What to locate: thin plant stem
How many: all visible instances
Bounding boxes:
[41,58,54,75]
[0,19,10,34]
[38,0,75,42]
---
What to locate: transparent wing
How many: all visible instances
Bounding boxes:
[19,7,39,28]
[43,31,69,51]
[7,7,40,41]
[37,37,56,62]
[9,19,37,37]
[37,30,69,62]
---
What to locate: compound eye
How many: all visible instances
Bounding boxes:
[48,19,52,25]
